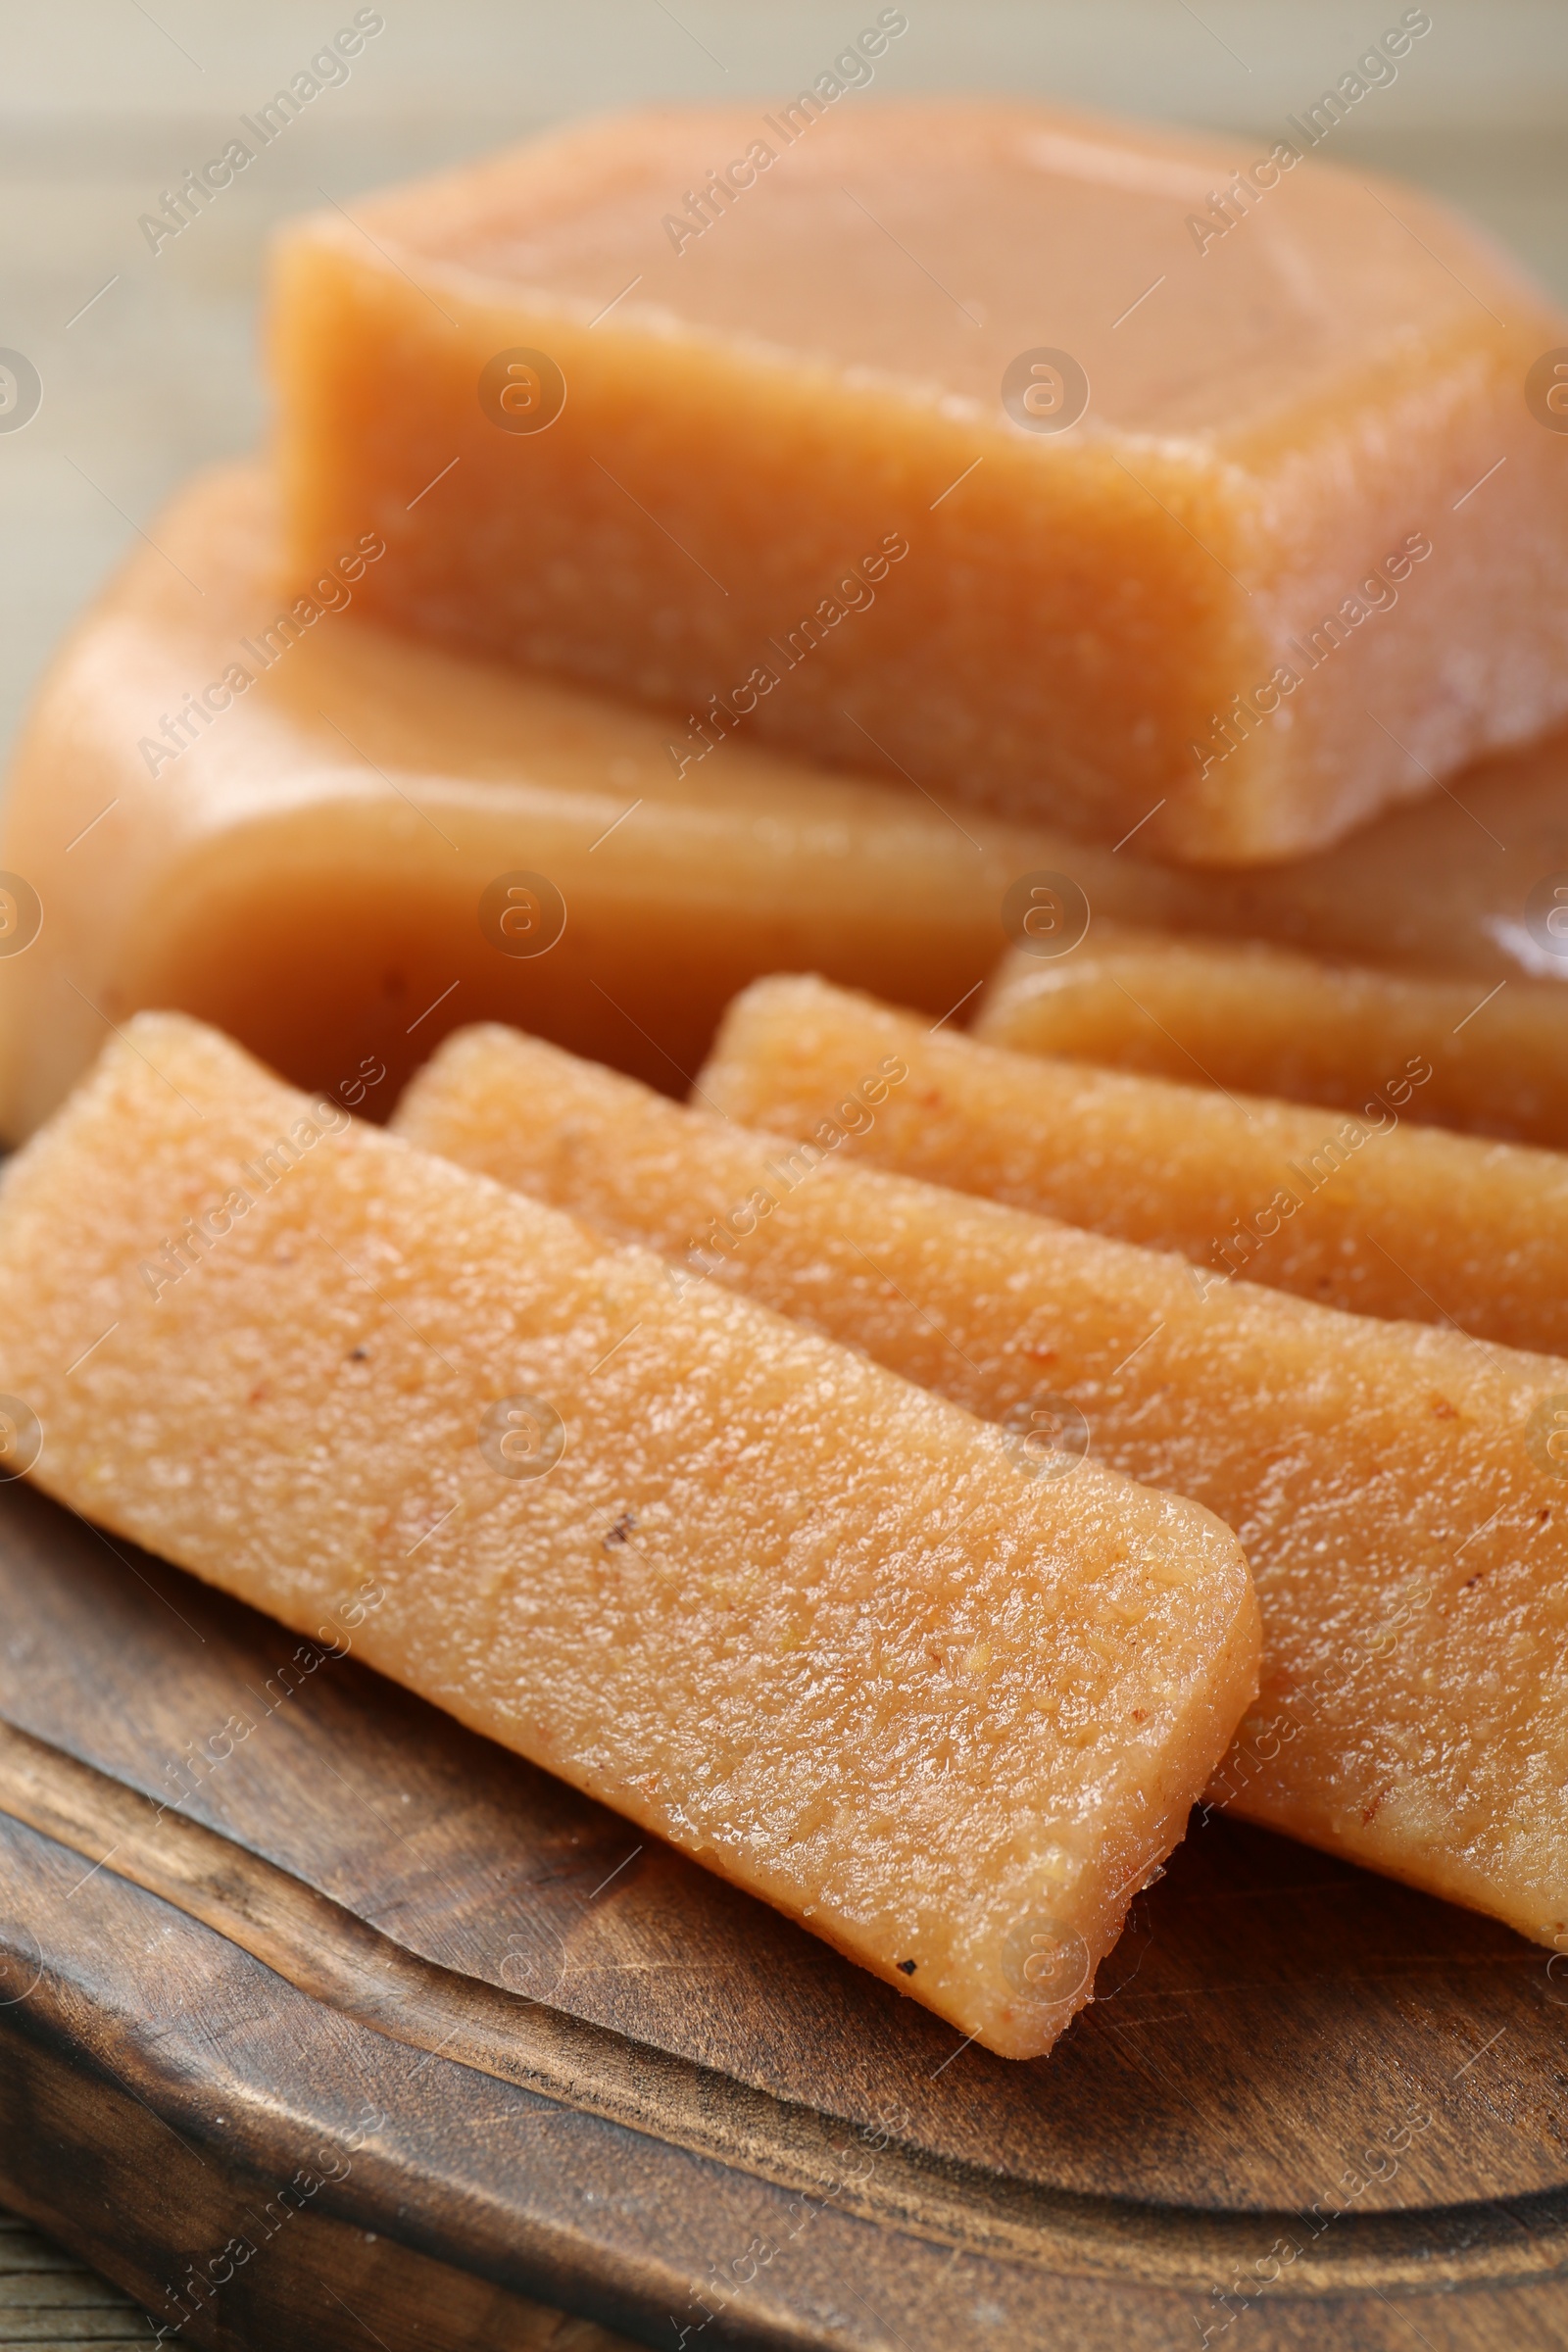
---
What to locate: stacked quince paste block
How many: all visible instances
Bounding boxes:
[3,98,1568,2057]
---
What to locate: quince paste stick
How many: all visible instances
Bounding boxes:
[397,1021,1568,1946]
[0,1013,1257,2061]
[699,974,1568,1359]
[977,923,1568,1151]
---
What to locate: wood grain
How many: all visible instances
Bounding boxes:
[3,1481,1568,2346]
[0,2208,153,2348]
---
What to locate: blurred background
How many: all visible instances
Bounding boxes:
[3,0,1568,762]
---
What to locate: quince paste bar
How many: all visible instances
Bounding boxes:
[9,462,1568,1147]
[396,1022,1568,1944]
[0,1014,1258,2060]
[699,977,1568,1356]
[270,97,1568,864]
[0,466,1063,1143]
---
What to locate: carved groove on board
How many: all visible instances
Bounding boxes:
[2,1710,1567,2301]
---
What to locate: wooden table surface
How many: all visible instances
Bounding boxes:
[4,7,1568,2346]
[0,2205,640,2349]
[0,2210,150,2347]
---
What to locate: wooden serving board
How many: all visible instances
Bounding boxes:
[1,1480,1566,2351]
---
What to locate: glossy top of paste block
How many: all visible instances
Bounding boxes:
[312,90,1553,440]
